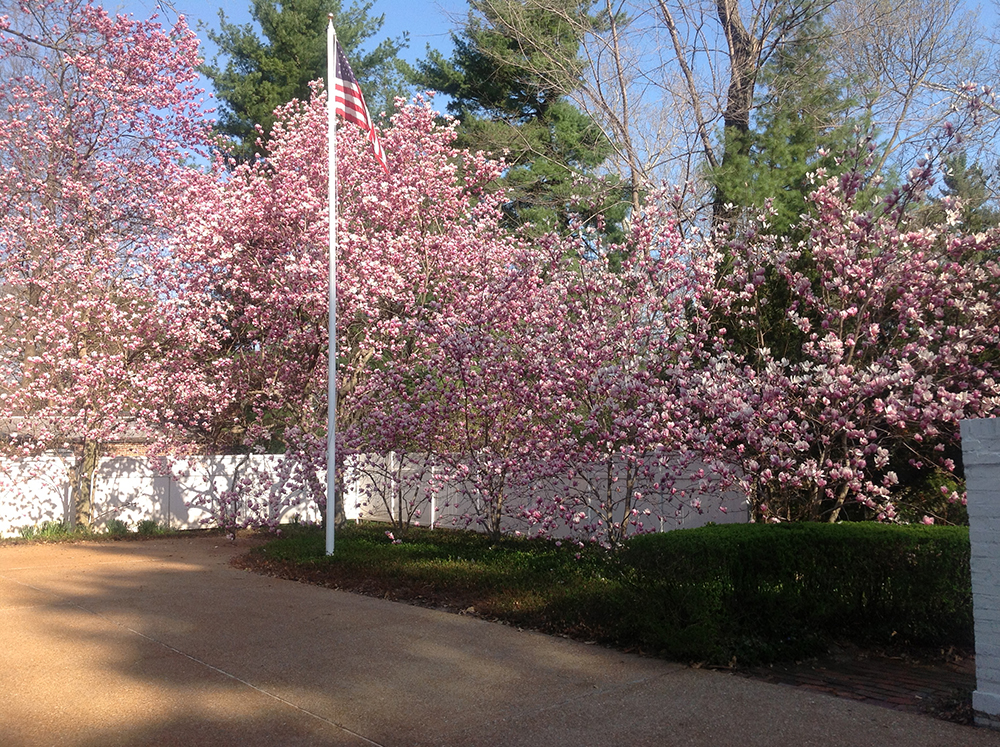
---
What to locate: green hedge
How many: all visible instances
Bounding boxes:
[613,522,972,664]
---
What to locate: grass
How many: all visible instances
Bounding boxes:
[237,522,629,641]
[17,520,78,540]
[9,518,176,543]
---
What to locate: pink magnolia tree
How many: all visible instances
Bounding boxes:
[172,89,528,530]
[187,84,734,542]
[0,0,207,525]
[5,6,996,539]
[531,213,737,546]
[355,204,740,546]
[339,111,547,537]
[700,155,1000,523]
[358,239,567,540]
[186,78,1000,538]
[336,105,580,538]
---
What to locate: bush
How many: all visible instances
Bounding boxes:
[104,518,130,538]
[617,522,972,663]
[136,519,165,537]
[17,521,72,540]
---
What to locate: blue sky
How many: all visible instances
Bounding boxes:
[115,0,464,67]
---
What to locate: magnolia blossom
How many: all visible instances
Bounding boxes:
[4,6,997,537]
[0,1,208,455]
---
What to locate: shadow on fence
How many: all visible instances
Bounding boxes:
[2,452,748,538]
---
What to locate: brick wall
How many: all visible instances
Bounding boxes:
[962,417,1000,728]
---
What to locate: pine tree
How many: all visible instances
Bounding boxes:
[202,0,408,161]
[708,15,864,371]
[412,0,627,236]
[710,14,859,237]
[929,152,1000,233]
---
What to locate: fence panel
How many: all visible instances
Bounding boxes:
[2,452,747,537]
[0,455,71,534]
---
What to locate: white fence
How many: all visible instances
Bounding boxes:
[0,452,747,538]
[346,452,748,537]
[0,454,324,537]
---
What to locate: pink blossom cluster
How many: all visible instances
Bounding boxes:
[2,3,998,540]
[700,168,1000,523]
[0,0,209,457]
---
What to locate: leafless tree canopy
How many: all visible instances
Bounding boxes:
[456,0,1000,220]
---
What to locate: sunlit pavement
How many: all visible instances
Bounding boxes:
[0,535,995,747]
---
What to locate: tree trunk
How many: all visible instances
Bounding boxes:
[712,0,762,226]
[72,439,100,529]
[827,482,851,523]
[334,470,348,528]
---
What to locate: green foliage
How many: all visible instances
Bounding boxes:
[412,0,627,236]
[418,0,589,115]
[105,518,131,537]
[917,151,1000,233]
[250,522,972,665]
[620,523,972,663]
[705,15,863,372]
[136,519,166,537]
[255,523,621,624]
[710,14,859,236]
[202,0,409,161]
[12,519,174,542]
[14,521,99,541]
[17,521,72,540]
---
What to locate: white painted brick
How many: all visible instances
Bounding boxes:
[975,690,1000,718]
[968,495,1000,516]
[974,641,1000,659]
[974,592,1000,610]
[974,608,1000,626]
[973,561,1000,575]
[974,588,1000,604]
[972,570,1000,594]
[963,419,1000,463]
[965,417,1000,731]
[971,519,1000,534]
[976,615,997,628]
[980,641,1000,661]
[972,562,1000,578]
[970,531,1000,551]
[977,664,1000,684]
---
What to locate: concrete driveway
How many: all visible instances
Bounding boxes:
[0,535,996,747]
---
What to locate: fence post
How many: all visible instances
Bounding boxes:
[962,417,1000,729]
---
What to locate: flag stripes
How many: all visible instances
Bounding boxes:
[332,41,388,172]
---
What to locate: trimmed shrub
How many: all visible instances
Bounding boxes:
[617,522,971,663]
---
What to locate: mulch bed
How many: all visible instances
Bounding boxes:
[735,642,975,725]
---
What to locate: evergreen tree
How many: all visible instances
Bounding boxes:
[710,14,859,237]
[924,152,1000,233]
[412,0,627,236]
[708,16,864,372]
[202,0,408,161]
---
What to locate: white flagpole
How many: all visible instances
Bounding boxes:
[326,16,338,555]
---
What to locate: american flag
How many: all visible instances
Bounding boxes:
[332,41,388,172]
